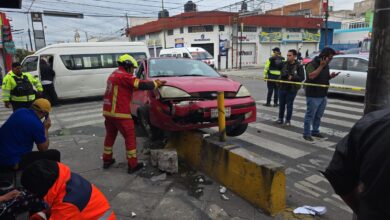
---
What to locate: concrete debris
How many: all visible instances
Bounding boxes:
[293,206,327,215]
[207,204,229,219]
[195,188,203,194]
[92,134,96,137]
[196,176,205,183]
[221,194,229,201]
[80,147,84,150]
[219,186,227,194]
[131,212,136,218]
[150,173,167,182]
[150,149,178,173]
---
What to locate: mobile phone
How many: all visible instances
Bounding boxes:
[45,113,49,120]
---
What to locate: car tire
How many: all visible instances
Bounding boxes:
[226,123,248,137]
[138,108,163,140]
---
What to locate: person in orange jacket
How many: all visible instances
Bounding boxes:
[102,54,165,173]
[21,160,116,220]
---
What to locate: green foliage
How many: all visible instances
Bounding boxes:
[15,49,33,62]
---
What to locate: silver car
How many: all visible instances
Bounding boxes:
[329,54,369,96]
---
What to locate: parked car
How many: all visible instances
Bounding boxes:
[342,47,361,54]
[302,51,320,65]
[328,54,368,96]
[131,58,257,137]
[159,47,215,68]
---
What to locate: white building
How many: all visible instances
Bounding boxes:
[128,11,323,69]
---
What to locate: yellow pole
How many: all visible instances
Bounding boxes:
[217,91,226,142]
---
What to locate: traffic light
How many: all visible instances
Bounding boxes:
[2,25,11,42]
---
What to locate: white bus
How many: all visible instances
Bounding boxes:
[159,47,215,68]
[21,42,150,100]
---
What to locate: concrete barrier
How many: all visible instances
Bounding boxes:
[165,131,286,215]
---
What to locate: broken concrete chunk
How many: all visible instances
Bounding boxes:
[221,194,229,200]
[219,186,227,194]
[150,149,178,173]
[131,212,136,218]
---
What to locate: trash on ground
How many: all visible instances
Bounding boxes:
[293,206,327,215]
[131,212,136,218]
[221,194,229,200]
[219,186,227,194]
[150,173,167,182]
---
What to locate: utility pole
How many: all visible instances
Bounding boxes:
[239,22,243,69]
[323,0,329,47]
[126,13,130,42]
[364,0,390,114]
[162,0,167,49]
[26,14,33,51]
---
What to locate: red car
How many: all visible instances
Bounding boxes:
[131,58,257,137]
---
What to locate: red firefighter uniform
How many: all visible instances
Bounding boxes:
[102,55,159,171]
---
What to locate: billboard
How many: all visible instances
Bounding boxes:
[260,31,282,43]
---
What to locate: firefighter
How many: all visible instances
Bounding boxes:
[102,54,166,174]
[21,160,116,220]
[2,62,43,111]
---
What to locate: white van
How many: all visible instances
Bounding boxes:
[21,42,150,100]
[159,47,214,67]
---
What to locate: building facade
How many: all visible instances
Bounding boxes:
[128,11,322,69]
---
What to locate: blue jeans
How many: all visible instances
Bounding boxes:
[266,74,279,104]
[278,90,297,122]
[303,97,327,136]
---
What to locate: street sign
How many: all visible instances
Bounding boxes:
[31,12,43,22]
[34,30,45,39]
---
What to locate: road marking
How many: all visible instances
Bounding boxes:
[66,119,105,129]
[60,112,102,122]
[294,182,320,197]
[55,108,101,117]
[298,180,328,194]
[249,122,335,150]
[292,99,363,113]
[257,112,348,138]
[256,101,361,120]
[256,107,355,128]
[294,95,364,107]
[306,174,328,184]
[238,132,310,159]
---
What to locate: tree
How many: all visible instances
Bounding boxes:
[14,49,33,62]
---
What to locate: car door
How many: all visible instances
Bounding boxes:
[131,61,148,116]
[344,57,368,95]
[328,57,346,94]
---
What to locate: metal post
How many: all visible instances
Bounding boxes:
[217,91,226,142]
[226,48,229,69]
[126,13,130,42]
[239,22,243,69]
[27,28,33,51]
[364,0,390,114]
[85,31,88,42]
[324,3,329,47]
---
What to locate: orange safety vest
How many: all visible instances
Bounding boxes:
[103,66,141,119]
[44,163,116,220]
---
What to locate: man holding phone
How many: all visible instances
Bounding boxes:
[0,98,60,172]
[303,47,338,141]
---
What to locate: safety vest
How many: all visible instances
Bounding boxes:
[44,163,116,220]
[263,55,285,77]
[103,66,158,119]
[2,71,43,102]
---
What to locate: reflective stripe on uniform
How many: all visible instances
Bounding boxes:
[153,81,158,89]
[111,85,118,113]
[1,89,11,101]
[127,149,137,158]
[10,94,36,102]
[268,70,281,76]
[103,146,112,155]
[133,78,140,89]
[103,111,132,119]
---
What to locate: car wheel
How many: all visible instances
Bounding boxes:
[226,123,248,137]
[138,108,163,140]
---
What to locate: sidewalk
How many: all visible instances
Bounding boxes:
[219,67,262,78]
[50,125,275,220]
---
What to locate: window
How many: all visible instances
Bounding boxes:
[188,25,213,33]
[180,27,184,34]
[218,25,225,32]
[137,35,146,41]
[22,56,38,72]
[167,29,174,36]
[240,26,257,32]
[306,29,319,34]
[60,52,147,70]
[286,28,301,32]
[347,58,368,72]
[288,9,312,16]
[329,57,344,70]
[130,36,136,41]
[149,58,219,77]
[262,27,282,33]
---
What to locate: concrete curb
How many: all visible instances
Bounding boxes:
[165,131,286,215]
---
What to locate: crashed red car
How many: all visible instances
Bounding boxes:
[131,58,257,137]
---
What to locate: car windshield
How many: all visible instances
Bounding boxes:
[149,59,220,77]
[190,51,213,60]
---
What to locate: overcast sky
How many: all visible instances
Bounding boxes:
[2,0,364,49]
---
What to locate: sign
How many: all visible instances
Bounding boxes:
[34,30,45,39]
[322,0,328,13]
[282,32,303,42]
[147,39,162,47]
[302,31,320,42]
[31,12,43,22]
[260,31,282,43]
[4,41,16,54]
[175,38,184,48]
[194,34,210,42]
[219,39,228,56]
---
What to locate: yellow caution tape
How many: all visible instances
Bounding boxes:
[240,76,366,92]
